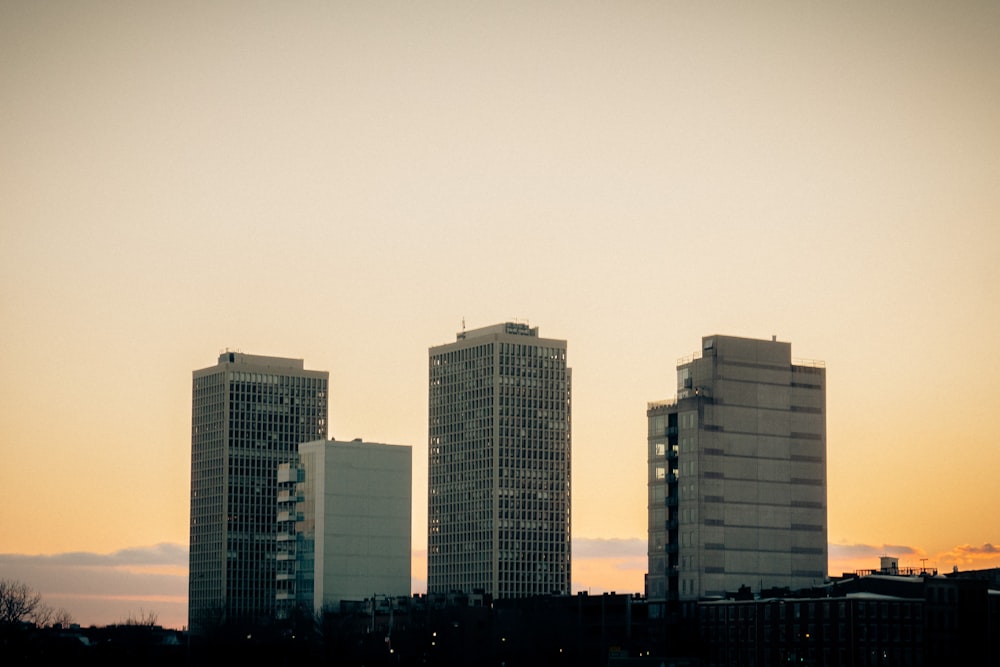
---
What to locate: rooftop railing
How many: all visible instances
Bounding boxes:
[676,351,699,366]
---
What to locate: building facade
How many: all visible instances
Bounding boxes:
[428,322,571,598]
[647,335,826,609]
[189,352,328,629]
[277,439,412,616]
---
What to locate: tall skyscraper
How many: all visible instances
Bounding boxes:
[276,438,412,617]
[428,322,571,598]
[189,352,328,629]
[647,335,826,610]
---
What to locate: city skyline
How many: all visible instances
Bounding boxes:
[2,1,999,630]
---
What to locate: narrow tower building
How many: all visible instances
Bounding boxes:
[189,352,328,629]
[428,322,572,598]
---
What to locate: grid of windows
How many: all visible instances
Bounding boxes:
[189,354,327,629]
[428,324,571,598]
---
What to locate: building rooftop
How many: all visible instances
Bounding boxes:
[214,351,305,370]
[456,321,539,340]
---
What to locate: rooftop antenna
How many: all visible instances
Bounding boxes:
[462,317,466,332]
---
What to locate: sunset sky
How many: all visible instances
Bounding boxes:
[2,1,998,630]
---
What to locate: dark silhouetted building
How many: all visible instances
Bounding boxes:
[698,568,992,666]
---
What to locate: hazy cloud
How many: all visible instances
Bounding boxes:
[614,559,648,571]
[828,541,1000,574]
[828,542,922,560]
[573,537,645,559]
[949,543,999,555]
[0,543,187,569]
[935,543,1000,568]
[0,544,188,599]
[0,544,190,628]
[571,538,646,595]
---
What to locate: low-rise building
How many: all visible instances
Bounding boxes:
[697,560,992,666]
[276,439,411,617]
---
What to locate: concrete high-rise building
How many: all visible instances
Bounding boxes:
[276,439,411,616]
[428,322,571,598]
[189,352,328,629]
[647,335,826,609]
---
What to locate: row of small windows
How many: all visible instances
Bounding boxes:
[499,341,565,359]
[225,372,326,388]
[498,563,568,577]
[430,519,569,537]
[432,392,566,407]
[497,583,568,596]
[430,551,568,571]
[430,343,494,364]
[429,444,568,465]
[498,370,568,384]
[431,361,566,381]
[498,359,566,374]
[431,480,565,497]
[497,546,569,559]
[430,410,568,427]
[430,501,568,517]
[430,343,565,363]
[496,513,568,527]
[497,526,569,542]
[430,387,567,409]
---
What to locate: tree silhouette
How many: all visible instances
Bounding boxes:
[122,608,159,627]
[0,579,42,626]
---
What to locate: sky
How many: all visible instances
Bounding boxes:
[2,1,998,630]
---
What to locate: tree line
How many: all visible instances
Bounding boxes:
[0,578,74,629]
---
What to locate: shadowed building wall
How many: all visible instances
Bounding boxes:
[276,439,411,614]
